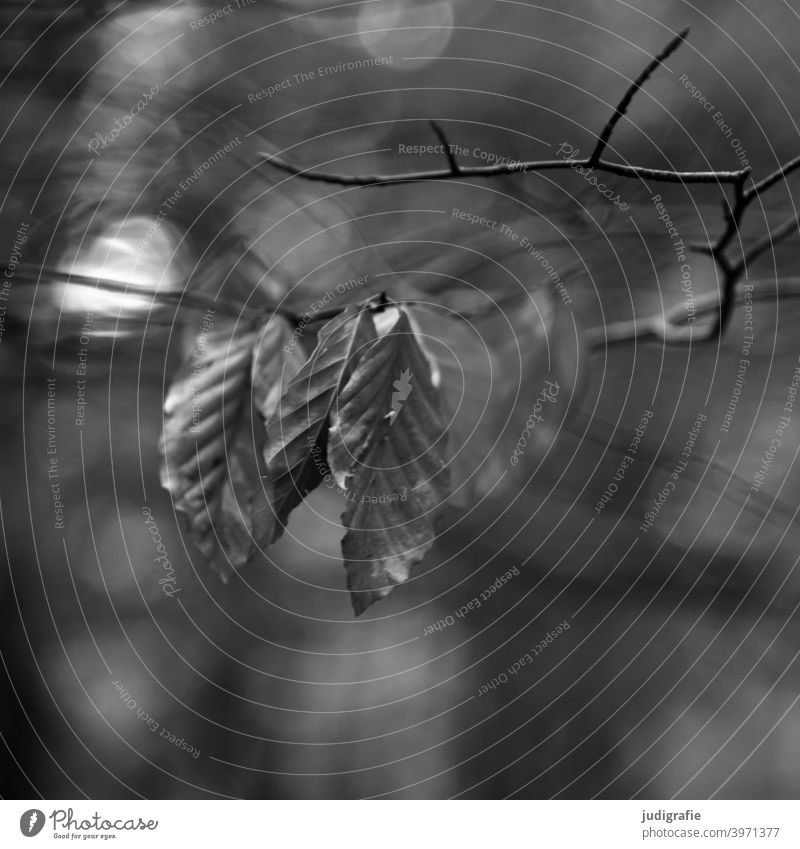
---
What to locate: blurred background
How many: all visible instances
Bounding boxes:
[2,0,800,799]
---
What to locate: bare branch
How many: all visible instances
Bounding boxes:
[586,314,680,347]
[744,152,800,202]
[9,265,286,323]
[587,295,713,348]
[10,267,396,337]
[734,212,800,273]
[687,148,800,339]
[27,26,793,354]
[589,27,690,166]
[252,27,800,352]
[591,274,800,350]
[259,30,752,190]
[714,176,749,255]
[258,151,748,188]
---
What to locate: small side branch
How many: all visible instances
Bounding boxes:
[8,265,301,324]
[259,29,750,190]
[744,153,800,202]
[734,211,800,272]
[256,27,795,349]
[41,25,788,352]
[10,267,395,332]
[685,153,800,340]
[429,121,461,175]
[589,27,689,166]
[258,152,748,189]
[587,280,800,349]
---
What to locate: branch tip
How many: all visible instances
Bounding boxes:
[589,27,690,165]
[429,121,460,174]
[252,37,800,352]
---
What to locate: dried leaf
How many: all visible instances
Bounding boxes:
[160,320,260,577]
[251,314,306,421]
[251,303,378,550]
[328,308,450,614]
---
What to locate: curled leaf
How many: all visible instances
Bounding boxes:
[251,314,306,421]
[328,308,450,614]
[252,302,378,550]
[160,319,260,577]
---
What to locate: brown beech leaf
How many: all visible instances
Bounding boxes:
[328,308,450,614]
[160,319,261,578]
[251,302,378,551]
[251,313,306,421]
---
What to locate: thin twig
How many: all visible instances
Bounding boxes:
[19,28,797,352]
[7,265,293,323]
[9,266,395,334]
[254,26,777,350]
[589,27,689,166]
[588,314,691,348]
[258,150,749,188]
[744,153,800,202]
[688,154,800,338]
[259,29,749,190]
[429,121,460,175]
[733,211,800,272]
[713,176,749,256]
[589,277,800,350]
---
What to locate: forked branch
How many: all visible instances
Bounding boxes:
[15,30,799,352]
[259,29,748,189]
[258,28,800,349]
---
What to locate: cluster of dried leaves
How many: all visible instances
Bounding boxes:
[160,297,450,614]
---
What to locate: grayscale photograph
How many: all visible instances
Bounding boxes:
[1,0,800,820]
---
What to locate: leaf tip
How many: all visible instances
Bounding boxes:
[350,586,391,616]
